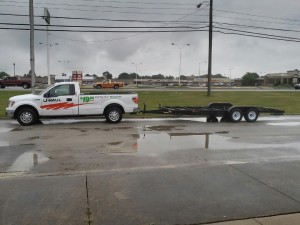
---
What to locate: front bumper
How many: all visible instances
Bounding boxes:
[5,109,15,118]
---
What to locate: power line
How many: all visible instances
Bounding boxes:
[0,0,197,11]
[0,22,208,29]
[214,8,300,23]
[0,3,209,16]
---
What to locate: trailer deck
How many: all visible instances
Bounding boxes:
[142,103,284,123]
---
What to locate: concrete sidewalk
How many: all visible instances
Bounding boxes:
[206,213,300,225]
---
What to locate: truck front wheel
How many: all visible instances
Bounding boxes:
[16,108,38,126]
[105,107,122,123]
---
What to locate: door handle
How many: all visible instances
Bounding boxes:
[66,98,72,101]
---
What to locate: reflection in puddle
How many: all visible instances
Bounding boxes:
[7,152,49,172]
[0,127,13,132]
[0,140,9,147]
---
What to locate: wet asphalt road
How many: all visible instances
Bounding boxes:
[0,116,300,225]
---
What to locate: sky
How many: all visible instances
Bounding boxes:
[1,0,300,79]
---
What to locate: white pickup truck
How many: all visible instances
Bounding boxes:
[6,82,139,126]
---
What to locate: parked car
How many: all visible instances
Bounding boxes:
[294,83,300,90]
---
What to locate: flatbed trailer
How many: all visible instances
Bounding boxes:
[141,103,284,123]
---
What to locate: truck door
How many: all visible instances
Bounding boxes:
[40,84,79,116]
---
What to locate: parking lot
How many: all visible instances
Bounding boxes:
[1,116,300,224]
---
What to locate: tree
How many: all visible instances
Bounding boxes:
[241,72,259,86]
[118,72,138,79]
[23,70,32,78]
[0,71,9,79]
[102,71,113,79]
[152,74,165,79]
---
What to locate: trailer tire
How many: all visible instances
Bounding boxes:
[0,85,5,89]
[244,108,259,122]
[16,107,38,126]
[113,85,119,89]
[105,107,122,123]
[228,108,243,123]
[96,85,101,89]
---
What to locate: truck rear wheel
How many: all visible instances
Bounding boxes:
[105,107,122,123]
[16,108,38,126]
[244,108,259,122]
[228,108,243,123]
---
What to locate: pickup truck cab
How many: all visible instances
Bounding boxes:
[0,76,31,89]
[6,82,139,126]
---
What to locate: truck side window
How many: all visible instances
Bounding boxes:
[45,84,75,97]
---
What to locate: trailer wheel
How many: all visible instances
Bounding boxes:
[113,85,119,89]
[244,108,259,122]
[16,108,38,126]
[105,107,122,123]
[0,85,5,89]
[96,85,101,89]
[229,108,243,123]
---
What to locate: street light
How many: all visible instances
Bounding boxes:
[39,42,58,86]
[171,43,190,86]
[197,0,213,96]
[13,63,15,76]
[132,62,142,86]
[229,68,234,86]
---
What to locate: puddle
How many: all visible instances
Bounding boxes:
[267,122,300,127]
[135,133,300,156]
[0,140,9,147]
[7,152,49,172]
[0,127,13,132]
[146,125,185,132]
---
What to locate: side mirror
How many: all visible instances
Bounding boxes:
[43,92,50,98]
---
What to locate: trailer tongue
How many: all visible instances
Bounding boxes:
[142,103,284,123]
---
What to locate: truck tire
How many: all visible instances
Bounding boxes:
[0,85,5,89]
[244,108,259,122]
[96,85,101,89]
[113,85,119,89]
[16,108,38,126]
[228,108,243,123]
[105,107,122,123]
[23,83,30,89]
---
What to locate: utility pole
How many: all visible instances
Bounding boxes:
[197,1,213,96]
[207,0,213,96]
[29,0,35,94]
[43,8,51,85]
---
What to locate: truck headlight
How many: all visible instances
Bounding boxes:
[8,101,15,107]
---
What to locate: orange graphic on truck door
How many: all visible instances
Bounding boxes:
[40,102,82,110]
